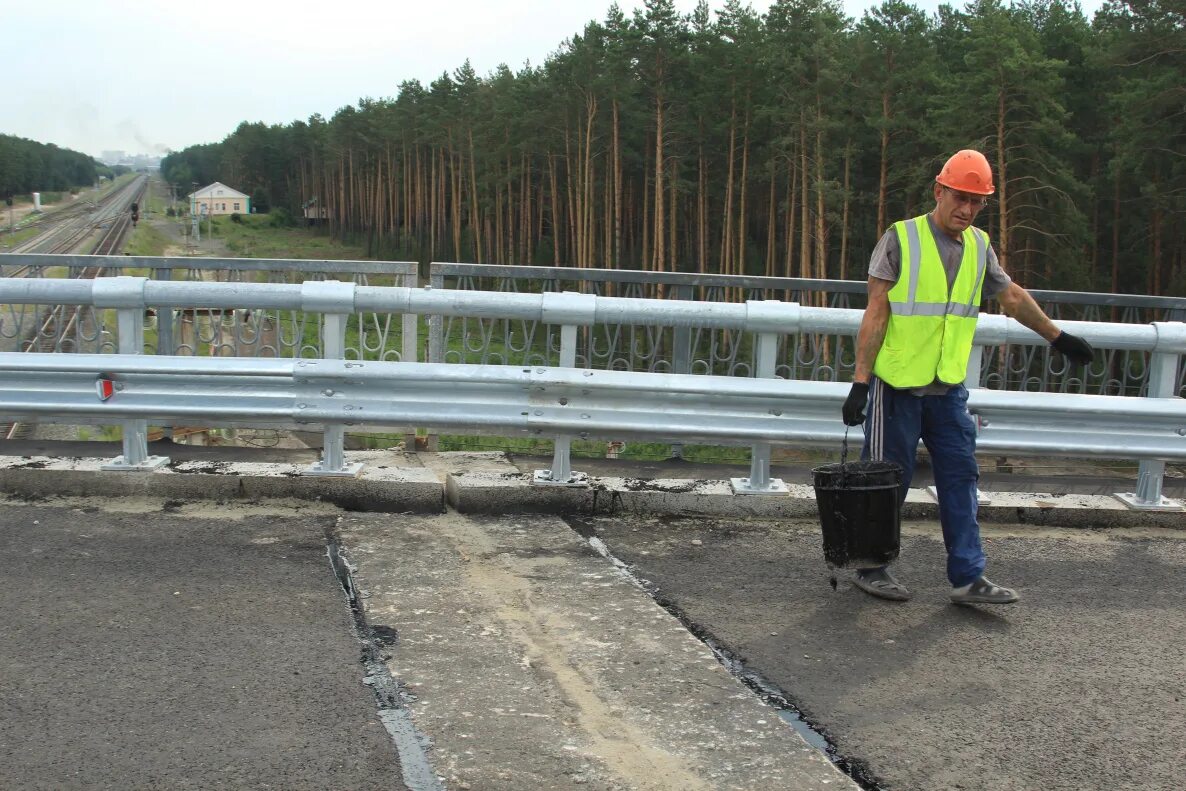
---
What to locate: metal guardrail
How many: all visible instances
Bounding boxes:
[2,352,1182,453]
[0,254,419,362]
[0,275,1183,510]
[428,262,1186,398]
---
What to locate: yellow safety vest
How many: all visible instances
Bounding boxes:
[872,215,989,388]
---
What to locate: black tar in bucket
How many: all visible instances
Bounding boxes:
[812,458,903,570]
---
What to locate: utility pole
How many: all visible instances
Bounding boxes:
[190,182,201,246]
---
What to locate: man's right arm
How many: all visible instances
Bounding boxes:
[853,276,894,384]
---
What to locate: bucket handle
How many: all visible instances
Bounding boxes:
[839,426,851,486]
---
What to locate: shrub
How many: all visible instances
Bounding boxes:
[230,212,243,224]
[267,207,294,227]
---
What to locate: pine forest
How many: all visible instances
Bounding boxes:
[160,0,1185,296]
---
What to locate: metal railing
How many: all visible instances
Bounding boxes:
[0,275,1183,510]
[0,254,419,362]
[6,255,1184,401]
[428,262,1186,398]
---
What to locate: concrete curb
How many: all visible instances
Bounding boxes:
[440,453,1186,529]
[1,449,1182,528]
[0,452,444,513]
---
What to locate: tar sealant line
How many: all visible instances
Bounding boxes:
[325,538,445,791]
[585,535,886,791]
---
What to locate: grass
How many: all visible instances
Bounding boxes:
[346,432,833,466]
[1,226,43,248]
[214,214,374,262]
[77,426,123,442]
[124,222,172,257]
[143,182,170,216]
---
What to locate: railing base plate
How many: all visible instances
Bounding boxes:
[532,470,589,488]
[1113,492,1185,512]
[731,477,789,495]
[101,455,170,472]
[304,461,365,478]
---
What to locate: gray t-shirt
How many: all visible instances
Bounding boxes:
[867,214,1012,395]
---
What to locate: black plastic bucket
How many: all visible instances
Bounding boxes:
[812,460,903,570]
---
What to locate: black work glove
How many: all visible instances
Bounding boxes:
[1051,331,1094,366]
[842,382,870,426]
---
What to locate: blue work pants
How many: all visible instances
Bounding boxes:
[861,377,985,587]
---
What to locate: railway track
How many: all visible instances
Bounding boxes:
[2,175,147,269]
[0,176,148,439]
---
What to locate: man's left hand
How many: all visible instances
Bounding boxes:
[1051,331,1094,366]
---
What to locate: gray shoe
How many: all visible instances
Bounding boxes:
[950,576,1019,605]
[853,568,911,601]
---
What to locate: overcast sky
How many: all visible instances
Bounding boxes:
[8,0,1106,158]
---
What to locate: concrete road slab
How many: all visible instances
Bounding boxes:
[572,516,1186,791]
[339,511,855,791]
[0,496,406,791]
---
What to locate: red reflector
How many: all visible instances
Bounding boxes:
[96,376,115,401]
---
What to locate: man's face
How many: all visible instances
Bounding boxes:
[933,183,989,237]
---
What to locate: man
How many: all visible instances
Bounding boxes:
[842,149,1094,605]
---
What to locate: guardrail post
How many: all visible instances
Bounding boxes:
[152,267,175,442]
[1116,323,1184,511]
[402,268,420,450]
[303,281,363,477]
[533,323,588,486]
[424,271,445,452]
[732,328,789,495]
[669,283,693,460]
[152,267,176,357]
[534,292,594,487]
[427,272,444,364]
[96,277,170,471]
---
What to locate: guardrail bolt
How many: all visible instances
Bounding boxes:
[298,403,307,409]
[559,397,568,405]
[323,389,335,396]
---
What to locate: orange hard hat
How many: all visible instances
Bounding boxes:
[936,149,995,196]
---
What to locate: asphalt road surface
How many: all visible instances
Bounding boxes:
[570,515,1186,791]
[0,497,405,791]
